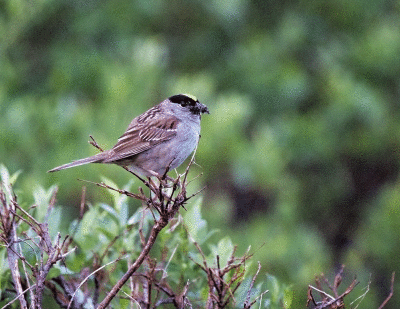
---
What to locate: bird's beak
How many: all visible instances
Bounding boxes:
[198,102,210,114]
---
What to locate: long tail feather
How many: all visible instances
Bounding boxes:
[48,152,108,172]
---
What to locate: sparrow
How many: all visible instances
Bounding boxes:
[48,94,209,177]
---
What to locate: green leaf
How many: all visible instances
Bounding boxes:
[0,165,20,204]
[74,207,103,250]
[214,237,234,267]
[47,267,61,280]
[116,179,133,222]
[266,274,280,302]
[100,177,132,227]
[47,206,62,239]
[9,170,22,185]
[0,248,7,293]
[119,201,128,227]
[33,185,58,222]
[283,286,294,308]
[99,202,119,219]
[101,176,123,209]
[127,209,142,226]
[0,164,10,185]
[183,198,208,244]
[0,164,21,186]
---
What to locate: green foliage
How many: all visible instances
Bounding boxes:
[184,197,215,245]
[1,166,292,308]
[264,275,293,309]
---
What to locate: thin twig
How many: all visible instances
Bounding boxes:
[308,285,335,300]
[7,223,28,309]
[97,220,167,308]
[67,255,127,309]
[0,284,36,309]
[44,186,58,223]
[378,272,395,309]
[244,262,262,307]
[89,135,105,152]
[351,274,371,309]
[79,186,86,219]
[77,179,147,202]
[12,201,41,227]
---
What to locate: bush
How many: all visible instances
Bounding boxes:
[0,164,293,308]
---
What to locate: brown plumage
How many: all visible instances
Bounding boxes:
[48,94,209,176]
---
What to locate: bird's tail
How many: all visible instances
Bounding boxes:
[48,152,108,173]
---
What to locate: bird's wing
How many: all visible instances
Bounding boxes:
[103,106,179,163]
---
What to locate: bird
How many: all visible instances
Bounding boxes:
[48,94,209,177]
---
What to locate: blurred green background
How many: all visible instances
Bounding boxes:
[1,0,400,307]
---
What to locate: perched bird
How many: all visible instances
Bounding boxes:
[48,94,209,177]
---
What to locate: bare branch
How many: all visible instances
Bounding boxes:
[378,272,395,309]
[67,255,128,309]
[0,284,36,309]
[89,135,105,152]
[77,179,148,202]
[44,186,58,223]
[1,184,28,309]
[308,268,359,309]
[79,186,87,219]
[308,285,335,301]
[244,262,262,307]
[350,274,371,309]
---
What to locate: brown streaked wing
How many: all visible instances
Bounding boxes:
[103,112,179,163]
